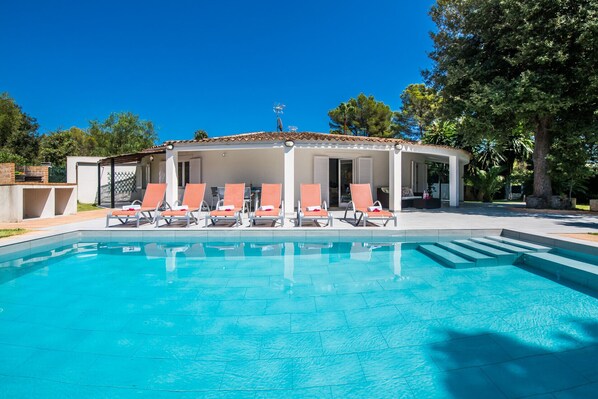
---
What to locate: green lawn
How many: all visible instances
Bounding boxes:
[77,202,100,212]
[0,229,27,238]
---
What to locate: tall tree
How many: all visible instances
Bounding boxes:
[393,84,441,140]
[39,127,96,166]
[328,93,393,137]
[0,92,40,163]
[193,129,209,140]
[88,112,157,156]
[426,0,598,207]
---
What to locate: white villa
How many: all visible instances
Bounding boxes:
[98,132,470,213]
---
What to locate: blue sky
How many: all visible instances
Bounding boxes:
[0,0,436,142]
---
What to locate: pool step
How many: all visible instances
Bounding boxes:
[452,240,518,265]
[484,236,551,252]
[469,237,532,254]
[436,242,497,267]
[523,252,598,291]
[418,244,475,269]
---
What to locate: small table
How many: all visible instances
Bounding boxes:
[413,198,441,209]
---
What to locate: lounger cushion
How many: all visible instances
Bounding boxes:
[255,209,280,217]
[161,210,190,217]
[303,209,329,217]
[111,210,139,216]
[402,187,414,197]
[210,210,237,217]
[357,208,394,218]
[110,207,154,217]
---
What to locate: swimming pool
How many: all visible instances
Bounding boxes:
[1,236,597,398]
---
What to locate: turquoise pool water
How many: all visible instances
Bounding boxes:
[0,238,597,398]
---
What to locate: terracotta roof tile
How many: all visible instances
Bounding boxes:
[164,131,407,146]
[161,131,469,156]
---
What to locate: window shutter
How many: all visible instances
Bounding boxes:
[313,156,329,205]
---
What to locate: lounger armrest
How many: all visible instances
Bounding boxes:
[131,200,142,205]
[322,201,328,210]
[280,200,284,214]
[201,200,210,212]
[345,200,356,212]
[374,200,382,207]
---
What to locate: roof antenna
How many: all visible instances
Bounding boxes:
[273,103,285,132]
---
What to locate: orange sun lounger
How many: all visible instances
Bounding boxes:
[106,183,166,227]
[249,183,284,227]
[297,183,332,227]
[344,183,397,227]
[155,183,208,227]
[206,183,245,227]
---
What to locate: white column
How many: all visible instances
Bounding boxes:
[449,155,458,207]
[460,162,465,203]
[283,145,295,215]
[389,148,402,211]
[165,149,178,206]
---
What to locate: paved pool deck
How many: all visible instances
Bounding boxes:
[0,203,596,248]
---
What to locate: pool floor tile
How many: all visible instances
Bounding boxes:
[320,326,388,355]
[406,368,508,399]
[293,354,366,389]
[482,353,589,398]
[359,346,439,381]
[344,305,404,328]
[314,294,368,312]
[254,386,333,399]
[195,334,262,361]
[260,332,323,359]
[134,334,203,359]
[428,334,513,370]
[75,330,147,357]
[554,344,598,383]
[553,381,598,399]
[15,348,97,383]
[235,314,290,334]
[221,358,293,390]
[265,297,317,314]
[0,343,36,375]
[291,311,347,333]
[379,320,445,347]
[331,379,415,399]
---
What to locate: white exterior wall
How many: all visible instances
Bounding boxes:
[176,149,284,204]
[67,156,138,204]
[294,148,389,203]
[0,184,77,223]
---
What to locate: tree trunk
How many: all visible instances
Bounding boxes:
[531,117,553,205]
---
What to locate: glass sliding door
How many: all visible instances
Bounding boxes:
[339,159,353,206]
